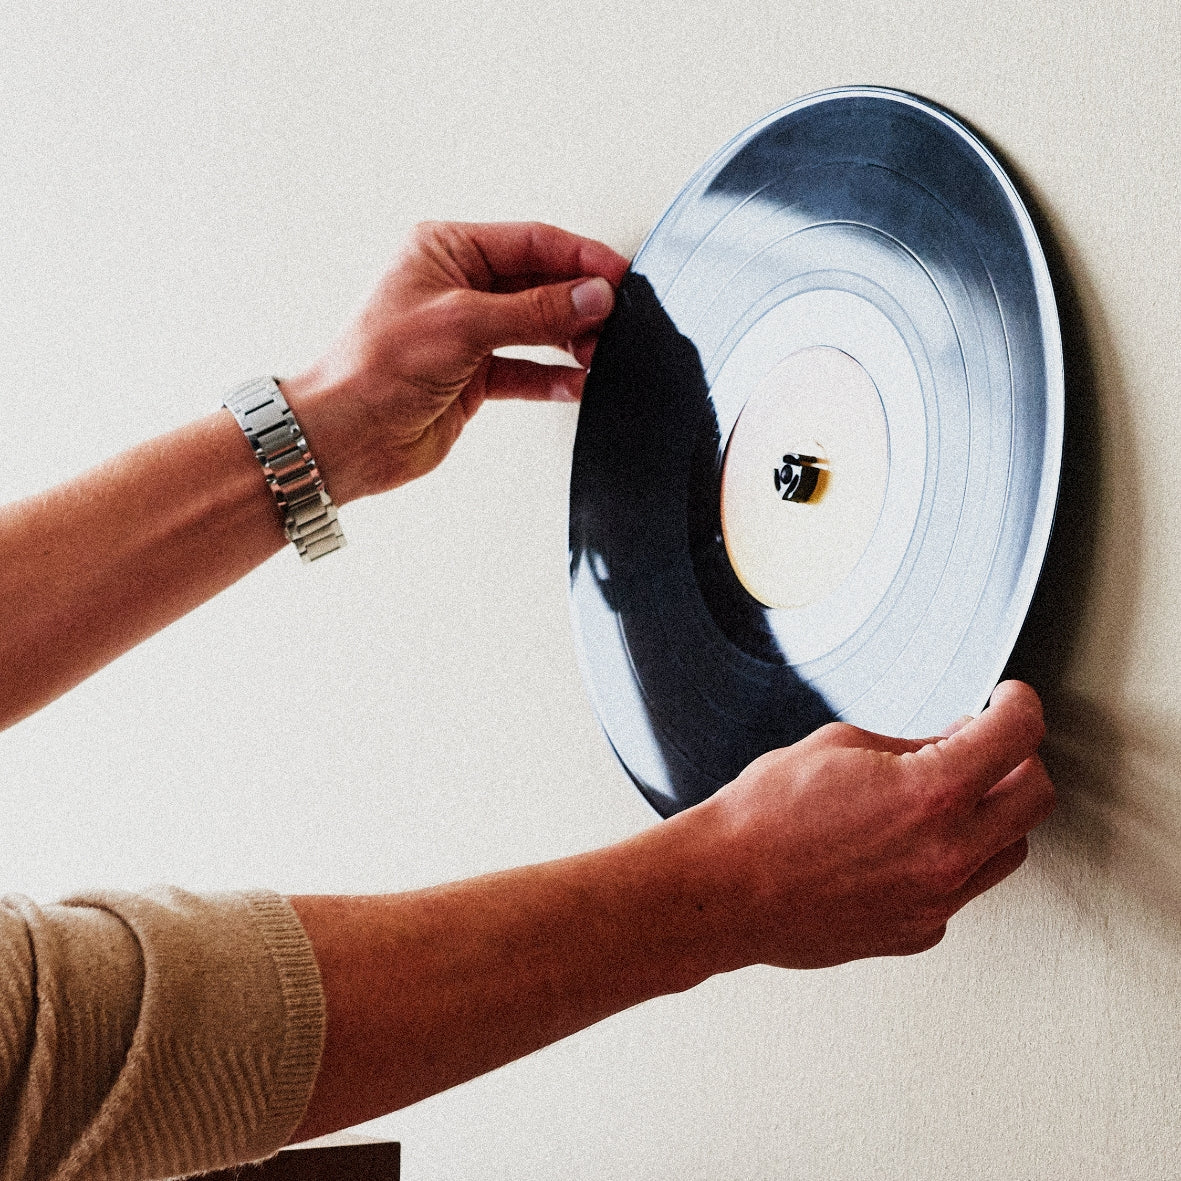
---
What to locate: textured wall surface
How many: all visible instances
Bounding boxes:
[2,1,1179,1177]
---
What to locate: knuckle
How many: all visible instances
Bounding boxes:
[430,289,472,338]
[526,284,566,337]
[913,846,970,896]
[408,219,445,252]
[400,290,482,378]
[812,721,865,749]
[407,221,483,284]
[919,770,962,818]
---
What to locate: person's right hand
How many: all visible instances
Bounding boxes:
[685,680,1054,971]
[285,680,1052,1140]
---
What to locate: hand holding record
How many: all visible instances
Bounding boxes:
[281,220,628,502]
[683,680,1053,971]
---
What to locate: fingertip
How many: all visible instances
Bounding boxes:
[483,356,586,402]
[571,277,614,323]
[987,680,1046,745]
[989,679,1036,705]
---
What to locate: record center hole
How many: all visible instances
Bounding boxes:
[774,450,830,503]
[720,347,889,610]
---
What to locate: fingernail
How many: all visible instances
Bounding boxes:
[571,277,614,321]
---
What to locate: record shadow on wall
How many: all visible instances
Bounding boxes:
[997,170,1108,700]
[986,151,1181,927]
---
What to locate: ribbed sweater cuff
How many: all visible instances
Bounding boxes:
[243,891,326,1153]
[29,885,330,1180]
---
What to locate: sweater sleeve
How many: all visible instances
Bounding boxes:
[0,887,325,1181]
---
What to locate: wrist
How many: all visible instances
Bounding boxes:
[613,804,753,989]
[277,368,375,507]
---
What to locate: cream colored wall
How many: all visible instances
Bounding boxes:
[2,1,1178,1176]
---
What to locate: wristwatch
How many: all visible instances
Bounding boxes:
[223,376,346,562]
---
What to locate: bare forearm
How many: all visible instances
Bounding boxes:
[287,682,1053,1141]
[288,810,735,1140]
[0,410,285,729]
[0,223,627,731]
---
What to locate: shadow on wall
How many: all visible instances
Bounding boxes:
[996,156,1181,929]
[1000,194,1109,701]
[1040,693,1181,929]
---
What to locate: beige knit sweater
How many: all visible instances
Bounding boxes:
[0,888,325,1181]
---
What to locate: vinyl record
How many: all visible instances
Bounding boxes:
[569,87,1063,818]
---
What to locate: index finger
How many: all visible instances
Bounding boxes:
[914,680,1046,801]
[459,221,630,286]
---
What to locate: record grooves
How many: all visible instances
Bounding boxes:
[570,88,1063,817]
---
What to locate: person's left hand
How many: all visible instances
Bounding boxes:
[281,221,630,503]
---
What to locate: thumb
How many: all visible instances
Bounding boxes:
[459,276,615,352]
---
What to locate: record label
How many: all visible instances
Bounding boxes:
[720,346,889,610]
